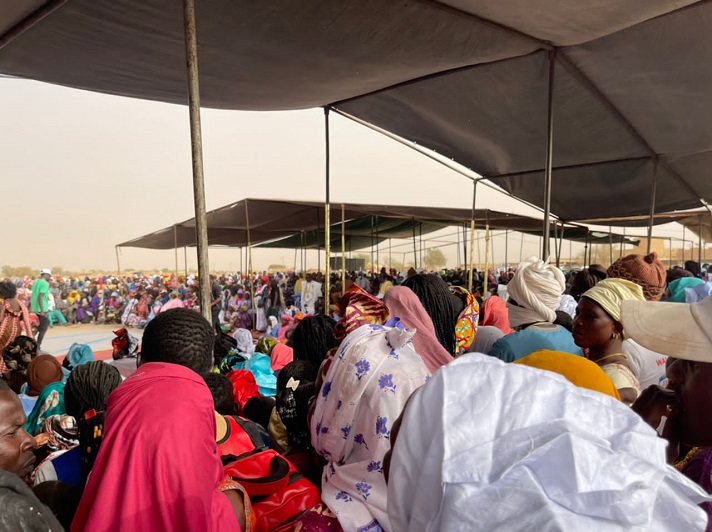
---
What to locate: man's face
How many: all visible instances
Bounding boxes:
[0,392,37,481]
[667,359,712,447]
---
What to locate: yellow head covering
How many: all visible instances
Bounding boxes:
[515,350,621,400]
[581,278,645,323]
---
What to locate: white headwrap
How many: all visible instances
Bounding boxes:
[312,323,429,531]
[232,328,255,354]
[506,257,566,328]
[388,354,710,531]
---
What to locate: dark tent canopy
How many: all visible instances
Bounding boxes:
[3,1,711,222]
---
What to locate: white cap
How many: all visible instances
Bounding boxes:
[621,297,712,363]
[40,269,52,277]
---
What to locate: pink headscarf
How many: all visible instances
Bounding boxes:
[270,343,294,372]
[277,315,294,341]
[71,362,238,532]
[383,286,453,374]
[481,296,514,335]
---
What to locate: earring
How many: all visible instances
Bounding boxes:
[611,332,620,339]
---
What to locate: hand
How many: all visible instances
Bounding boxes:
[632,385,681,460]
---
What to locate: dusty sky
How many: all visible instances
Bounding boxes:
[1,78,687,274]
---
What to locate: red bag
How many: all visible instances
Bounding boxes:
[219,416,321,530]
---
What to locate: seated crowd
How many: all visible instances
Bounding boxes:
[1,254,712,530]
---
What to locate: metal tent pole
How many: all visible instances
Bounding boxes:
[646,162,658,255]
[669,238,673,268]
[456,224,461,267]
[462,223,468,271]
[609,226,613,265]
[389,239,392,271]
[419,222,423,268]
[341,204,346,297]
[553,221,560,267]
[375,215,380,271]
[185,247,188,278]
[483,214,491,295]
[412,219,418,269]
[504,229,509,271]
[557,222,565,267]
[699,214,703,265]
[683,225,687,261]
[115,246,121,278]
[316,209,321,273]
[245,200,255,332]
[542,50,556,260]
[173,225,179,279]
[370,216,375,272]
[468,181,478,292]
[583,234,589,268]
[183,0,211,321]
[324,108,331,291]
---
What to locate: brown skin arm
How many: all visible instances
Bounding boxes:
[223,489,247,531]
[618,387,639,406]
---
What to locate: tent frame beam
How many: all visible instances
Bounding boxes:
[0,0,68,50]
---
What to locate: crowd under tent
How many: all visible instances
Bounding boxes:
[4,1,712,312]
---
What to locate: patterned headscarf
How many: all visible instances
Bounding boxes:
[35,414,79,451]
[333,285,389,342]
[2,336,36,374]
[450,286,480,355]
[256,336,277,355]
[311,324,429,531]
[607,252,666,301]
[25,381,66,436]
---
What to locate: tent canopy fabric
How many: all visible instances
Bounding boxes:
[118,198,637,251]
[2,2,711,222]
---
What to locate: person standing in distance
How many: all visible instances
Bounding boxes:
[210,275,222,328]
[31,269,52,353]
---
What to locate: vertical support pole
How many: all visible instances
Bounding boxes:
[183,0,211,321]
[542,49,556,260]
[245,200,255,333]
[588,236,593,266]
[419,222,423,268]
[341,204,346,297]
[557,222,564,267]
[468,180,478,292]
[388,239,392,271]
[370,216,375,272]
[457,224,461,268]
[669,237,673,269]
[620,228,624,258]
[553,221,560,267]
[504,229,509,271]
[115,246,121,278]
[609,226,613,265]
[174,224,179,279]
[324,108,331,291]
[412,219,418,270]
[583,234,589,268]
[683,225,687,262]
[184,246,188,278]
[483,214,491,295]
[699,214,703,265]
[462,223,467,271]
[519,232,525,263]
[375,215,380,271]
[316,209,321,273]
[647,162,658,255]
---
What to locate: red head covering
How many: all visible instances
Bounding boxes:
[270,344,294,372]
[333,284,389,342]
[72,363,238,532]
[481,296,514,335]
[384,286,453,374]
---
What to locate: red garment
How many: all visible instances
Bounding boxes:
[481,296,514,335]
[72,362,239,532]
[227,369,261,411]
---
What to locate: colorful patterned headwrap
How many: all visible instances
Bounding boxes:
[450,286,480,355]
[333,285,389,342]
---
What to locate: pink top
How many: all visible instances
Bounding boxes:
[384,286,453,374]
[71,362,239,532]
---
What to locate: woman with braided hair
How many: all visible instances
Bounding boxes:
[402,274,457,356]
[32,361,122,488]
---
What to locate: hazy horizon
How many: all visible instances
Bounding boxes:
[2,78,692,276]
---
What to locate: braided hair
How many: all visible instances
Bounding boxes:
[291,316,338,365]
[276,361,319,450]
[64,361,122,484]
[403,274,456,355]
[140,308,214,374]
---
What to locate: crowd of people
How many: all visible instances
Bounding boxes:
[1,254,712,530]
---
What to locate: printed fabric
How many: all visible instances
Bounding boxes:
[311,323,429,531]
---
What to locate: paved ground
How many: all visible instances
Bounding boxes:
[41,323,144,361]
